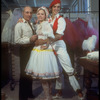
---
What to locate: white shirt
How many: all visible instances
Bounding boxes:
[14,18,34,44]
[49,14,67,50]
[49,13,66,35]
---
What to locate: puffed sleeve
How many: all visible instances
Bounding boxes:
[56,17,66,35]
[42,21,55,38]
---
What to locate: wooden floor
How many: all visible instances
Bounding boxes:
[1,76,87,100]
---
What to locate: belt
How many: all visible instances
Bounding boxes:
[32,48,53,52]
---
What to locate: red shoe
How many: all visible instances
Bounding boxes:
[52,90,62,99]
[77,90,86,100]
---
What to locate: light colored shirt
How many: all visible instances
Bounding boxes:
[14,18,34,44]
[49,14,67,50]
[49,13,66,35]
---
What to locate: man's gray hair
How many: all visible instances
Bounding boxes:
[22,6,33,12]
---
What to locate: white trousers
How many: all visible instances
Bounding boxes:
[55,47,80,91]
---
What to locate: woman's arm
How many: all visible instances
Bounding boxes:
[35,33,62,46]
[35,38,49,46]
[40,38,50,50]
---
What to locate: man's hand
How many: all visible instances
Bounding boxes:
[40,45,49,50]
[30,35,38,43]
[17,18,23,23]
[35,39,48,46]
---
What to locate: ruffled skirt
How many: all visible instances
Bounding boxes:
[25,47,59,80]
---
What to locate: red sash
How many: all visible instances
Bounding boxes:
[52,16,63,40]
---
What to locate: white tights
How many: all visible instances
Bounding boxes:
[41,80,52,100]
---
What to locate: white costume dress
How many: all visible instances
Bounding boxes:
[25,21,59,79]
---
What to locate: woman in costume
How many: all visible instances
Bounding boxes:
[25,6,59,100]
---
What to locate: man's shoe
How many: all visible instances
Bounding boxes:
[78,96,85,100]
[78,91,86,100]
[77,89,86,100]
[52,93,62,99]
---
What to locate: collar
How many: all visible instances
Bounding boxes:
[22,18,33,25]
[22,18,27,23]
[51,13,60,18]
[56,13,60,18]
[50,13,60,21]
[22,18,31,23]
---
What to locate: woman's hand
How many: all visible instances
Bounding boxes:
[17,18,23,23]
[40,44,49,50]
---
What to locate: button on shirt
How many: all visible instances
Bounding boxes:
[14,18,34,44]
